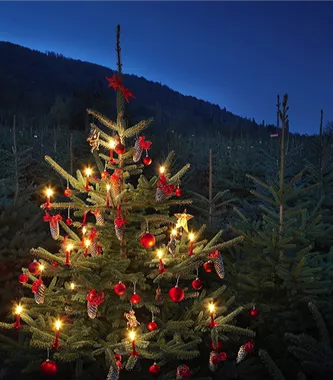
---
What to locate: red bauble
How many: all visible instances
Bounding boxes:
[143,156,152,166]
[191,278,203,290]
[244,339,255,353]
[149,363,161,375]
[249,308,259,317]
[65,218,73,226]
[140,233,156,248]
[28,261,40,275]
[18,273,28,284]
[64,187,72,197]
[115,143,125,154]
[40,360,57,375]
[114,282,126,295]
[101,170,109,179]
[51,262,59,267]
[175,188,182,197]
[210,340,223,352]
[220,352,227,361]
[147,321,158,331]
[168,286,184,303]
[203,261,214,273]
[130,293,141,304]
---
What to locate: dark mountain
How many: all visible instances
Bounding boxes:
[0,41,276,136]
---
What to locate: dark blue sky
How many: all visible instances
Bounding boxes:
[1,1,332,134]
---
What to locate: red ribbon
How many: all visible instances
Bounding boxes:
[86,289,105,306]
[177,365,191,378]
[157,175,175,195]
[105,74,136,103]
[114,205,126,228]
[81,211,89,226]
[111,169,122,183]
[208,249,220,259]
[139,136,152,150]
[89,228,98,242]
[43,211,62,226]
[32,279,43,294]
[211,351,227,364]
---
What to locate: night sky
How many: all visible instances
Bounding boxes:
[1,1,332,134]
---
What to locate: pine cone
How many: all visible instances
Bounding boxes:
[133,138,143,162]
[94,211,105,226]
[236,345,247,364]
[115,224,125,241]
[87,302,98,319]
[155,188,166,202]
[50,222,60,240]
[89,241,99,257]
[209,351,218,372]
[34,283,46,304]
[106,365,120,380]
[167,237,177,255]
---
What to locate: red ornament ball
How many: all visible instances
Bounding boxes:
[51,262,59,267]
[220,352,227,361]
[168,286,185,303]
[114,282,126,295]
[65,218,73,226]
[192,278,203,290]
[64,187,72,197]
[249,308,259,317]
[140,233,156,248]
[175,188,182,197]
[28,261,40,275]
[149,363,161,375]
[101,170,109,179]
[203,261,214,273]
[40,360,57,375]
[130,293,141,304]
[244,339,255,353]
[18,273,28,284]
[115,143,125,155]
[143,156,152,166]
[210,340,223,352]
[147,321,158,331]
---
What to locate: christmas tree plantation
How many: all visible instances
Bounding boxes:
[0,26,255,380]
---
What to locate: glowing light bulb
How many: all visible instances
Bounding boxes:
[85,168,92,177]
[208,303,215,313]
[45,188,53,198]
[82,226,87,234]
[70,282,75,290]
[129,330,136,341]
[39,264,45,272]
[55,319,62,330]
[189,233,195,242]
[109,139,116,149]
[157,250,163,259]
[159,166,165,174]
[15,305,23,315]
[85,239,91,248]
[106,184,111,191]
[171,229,177,237]
[67,244,73,252]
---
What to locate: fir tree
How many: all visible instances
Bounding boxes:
[0,26,254,379]
[227,95,332,370]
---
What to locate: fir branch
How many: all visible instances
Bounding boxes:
[45,156,81,188]
[86,109,119,132]
[123,118,154,138]
[259,349,286,380]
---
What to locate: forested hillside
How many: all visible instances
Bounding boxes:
[0,41,277,137]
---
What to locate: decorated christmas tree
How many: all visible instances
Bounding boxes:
[0,26,255,379]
